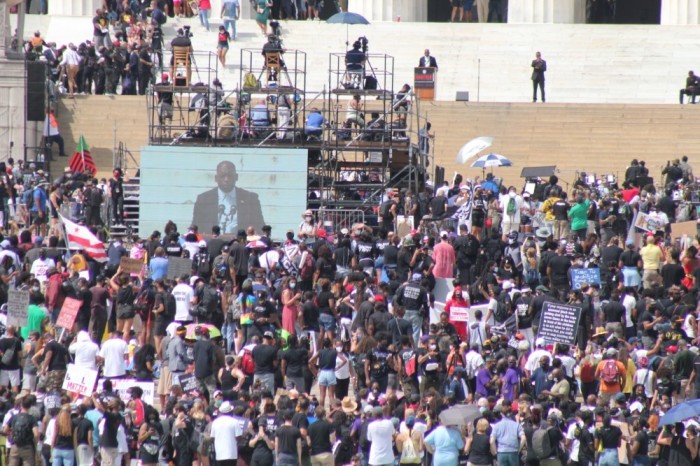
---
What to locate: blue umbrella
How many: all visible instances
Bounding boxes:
[659,399,700,426]
[470,153,513,168]
[326,12,370,46]
[326,12,370,24]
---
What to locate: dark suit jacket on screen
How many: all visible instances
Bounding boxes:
[419,56,438,69]
[531,59,547,81]
[191,186,265,233]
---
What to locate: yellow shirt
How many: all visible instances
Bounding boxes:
[542,197,561,222]
[640,244,663,271]
[622,358,635,393]
[68,254,88,272]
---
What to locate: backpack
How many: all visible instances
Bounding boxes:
[243,72,258,89]
[402,350,417,378]
[1,339,15,366]
[153,8,167,24]
[524,264,540,287]
[400,430,421,464]
[370,350,390,378]
[214,256,231,279]
[579,359,596,383]
[89,187,104,206]
[506,196,517,216]
[241,348,255,375]
[299,252,315,281]
[192,285,219,320]
[601,359,620,384]
[494,298,509,323]
[10,413,35,446]
[532,426,554,460]
[195,252,211,278]
[164,292,177,320]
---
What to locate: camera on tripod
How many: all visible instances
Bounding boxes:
[183,25,193,38]
[358,36,368,53]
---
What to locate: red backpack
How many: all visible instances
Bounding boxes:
[241,348,256,376]
[601,359,619,384]
[580,360,596,384]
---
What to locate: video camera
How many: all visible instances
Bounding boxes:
[183,25,193,38]
[358,36,368,53]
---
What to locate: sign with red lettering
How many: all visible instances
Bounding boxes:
[56,297,81,329]
[62,364,98,396]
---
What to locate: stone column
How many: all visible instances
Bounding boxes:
[348,0,426,22]
[49,0,102,17]
[661,0,700,24]
[508,0,585,23]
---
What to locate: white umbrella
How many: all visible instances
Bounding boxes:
[456,136,493,164]
[470,153,512,168]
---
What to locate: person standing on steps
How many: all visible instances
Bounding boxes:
[531,51,547,103]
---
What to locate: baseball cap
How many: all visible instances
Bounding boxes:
[411,273,422,282]
[263,331,275,340]
[535,337,545,348]
[502,280,514,290]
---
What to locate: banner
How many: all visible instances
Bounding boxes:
[96,378,155,405]
[571,268,601,290]
[538,302,582,345]
[62,364,98,396]
[6,290,29,327]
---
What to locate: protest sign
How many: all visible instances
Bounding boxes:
[96,378,155,405]
[56,297,81,329]
[571,268,601,290]
[62,364,98,396]
[537,302,582,345]
[6,290,29,327]
[175,373,199,393]
[449,306,470,322]
[671,220,697,240]
[120,257,144,274]
[167,257,193,279]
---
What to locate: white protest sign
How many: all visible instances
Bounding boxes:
[449,306,470,322]
[6,290,29,327]
[62,364,99,396]
[97,378,155,405]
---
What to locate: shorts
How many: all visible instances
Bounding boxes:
[318,369,336,387]
[157,366,172,395]
[0,369,20,388]
[463,0,474,8]
[33,213,47,225]
[318,313,337,331]
[117,304,135,320]
[218,42,229,50]
[154,318,170,337]
[22,373,37,392]
[76,444,94,466]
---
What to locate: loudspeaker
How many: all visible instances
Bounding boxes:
[26,61,46,122]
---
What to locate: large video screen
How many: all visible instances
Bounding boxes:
[139,147,308,240]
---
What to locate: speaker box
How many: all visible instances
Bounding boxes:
[26,61,46,122]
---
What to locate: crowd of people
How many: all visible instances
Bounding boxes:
[0,154,696,466]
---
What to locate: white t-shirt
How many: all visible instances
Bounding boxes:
[99,338,128,378]
[172,283,194,322]
[70,337,99,370]
[500,194,522,224]
[525,349,552,374]
[367,419,396,466]
[634,368,656,398]
[210,414,243,460]
[622,295,636,328]
[30,257,55,283]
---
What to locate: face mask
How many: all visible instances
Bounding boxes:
[336,346,343,352]
[509,191,516,197]
[304,217,312,223]
[32,286,40,293]
[289,282,296,289]
[214,400,222,407]
[479,406,487,414]
[429,344,437,350]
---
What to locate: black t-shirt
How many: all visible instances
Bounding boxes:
[192,340,215,378]
[595,425,622,449]
[252,344,278,374]
[301,301,320,330]
[276,425,301,455]
[552,200,570,220]
[619,250,641,268]
[548,255,571,286]
[388,317,412,345]
[515,296,533,329]
[282,347,307,377]
[75,417,94,445]
[308,418,334,455]
[600,246,623,270]
[661,263,684,288]
[430,195,447,218]
[640,311,658,339]
[0,337,21,370]
[635,430,649,455]
[316,291,334,315]
[315,257,336,280]
[100,411,122,448]
[317,348,337,371]
[383,244,399,267]
[45,340,68,371]
[603,301,625,324]
[166,243,183,257]
[355,242,375,268]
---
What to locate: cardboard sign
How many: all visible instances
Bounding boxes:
[538,302,582,346]
[96,378,155,405]
[175,373,199,393]
[449,306,470,322]
[120,257,144,275]
[6,290,29,327]
[671,220,698,240]
[571,267,601,290]
[166,257,193,279]
[56,297,82,329]
[634,212,658,232]
[62,364,98,396]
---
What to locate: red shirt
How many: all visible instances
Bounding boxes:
[621,187,639,203]
[199,0,212,9]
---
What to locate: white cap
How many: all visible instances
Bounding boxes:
[502,280,514,290]
[535,337,545,348]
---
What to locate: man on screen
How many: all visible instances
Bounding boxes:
[191,161,265,234]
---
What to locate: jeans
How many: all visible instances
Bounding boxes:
[278,453,298,466]
[497,452,519,466]
[404,310,422,346]
[599,449,619,466]
[199,8,210,30]
[223,18,237,39]
[632,456,650,466]
[53,448,75,466]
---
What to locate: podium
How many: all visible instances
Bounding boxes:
[414,67,437,100]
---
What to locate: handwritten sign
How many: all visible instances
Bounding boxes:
[166,257,193,279]
[175,373,199,393]
[449,306,470,322]
[671,220,698,240]
[6,290,29,327]
[538,302,582,346]
[56,297,81,329]
[634,212,662,233]
[120,257,144,275]
[62,364,98,396]
[571,268,601,290]
[96,378,155,405]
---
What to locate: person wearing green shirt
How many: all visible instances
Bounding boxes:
[21,295,49,340]
[568,196,590,241]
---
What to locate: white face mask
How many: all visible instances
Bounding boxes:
[336,346,343,352]
[509,191,516,197]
